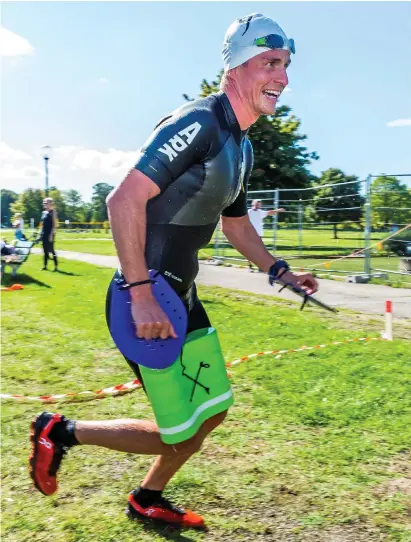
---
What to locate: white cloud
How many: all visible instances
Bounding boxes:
[0,163,42,179]
[283,87,292,93]
[386,118,411,128]
[0,27,34,57]
[98,77,109,84]
[0,142,137,201]
[0,142,31,161]
[72,147,136,173]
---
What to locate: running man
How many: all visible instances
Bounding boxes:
[247,198,285,271]
[30,13,318,529]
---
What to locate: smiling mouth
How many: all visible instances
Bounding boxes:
[262,89,282,100]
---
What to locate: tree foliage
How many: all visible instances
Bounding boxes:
[91,183,114,222]
[10,188,44,227]
[308,168,364,238]
[1,189,18,226]
[371,176,411,228]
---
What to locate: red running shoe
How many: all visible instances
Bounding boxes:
[127,492,206,529]
[29,412,68,496]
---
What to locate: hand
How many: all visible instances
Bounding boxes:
[277,208,286,212]
[48,233,54,242]
[279,270,319,295]
[131,295,178,341]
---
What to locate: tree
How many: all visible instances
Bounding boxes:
[194,71,319,193]
[1,189,18,226]
[91,183,114,222]
[309,168,364,239]
[371,176,411,228]
[10,188,44,227]
[49,188,67,223]
[63,189,84,222]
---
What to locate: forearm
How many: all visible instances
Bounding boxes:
[107,194,151,296]
[223,219,277,272]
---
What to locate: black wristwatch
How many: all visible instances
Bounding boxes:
[268,260,290,282]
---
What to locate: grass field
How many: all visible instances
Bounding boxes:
[2,226,409,285]
[2,256,411,541]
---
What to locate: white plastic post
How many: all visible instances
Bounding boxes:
[385,300,393,341]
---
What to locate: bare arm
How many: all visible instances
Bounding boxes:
[221,215,276,272]
[267,208,285,216]
[106,169,177,340]
[106,168,159,300]
[221,215,318,294]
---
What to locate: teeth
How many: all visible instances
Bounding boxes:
[264,90,281,98]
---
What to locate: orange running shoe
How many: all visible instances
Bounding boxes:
[127,491,206,529]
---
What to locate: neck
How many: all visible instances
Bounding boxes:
[222,81,259,130]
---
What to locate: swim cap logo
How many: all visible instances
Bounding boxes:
[157,122,202,162]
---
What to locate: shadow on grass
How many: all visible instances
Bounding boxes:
[134,517,202,541]
[54,269,81,276]
[1,272,52,288]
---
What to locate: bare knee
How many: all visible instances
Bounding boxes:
[165,410,228,456]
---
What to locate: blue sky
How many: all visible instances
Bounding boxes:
[2,1,411,201]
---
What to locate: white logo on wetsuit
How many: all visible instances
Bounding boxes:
[164,270,183,282]
[157,122,202,162]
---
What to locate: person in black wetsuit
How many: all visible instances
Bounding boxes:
[30,13,318,528]
[40,197,58,271]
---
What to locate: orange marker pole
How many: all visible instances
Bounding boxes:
[385,300,393,341]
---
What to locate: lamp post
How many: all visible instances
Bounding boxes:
[41,145,52,196]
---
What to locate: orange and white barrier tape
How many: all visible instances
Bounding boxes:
[226,336,379,367]
[1,336,380,404]
[1,380,142,404]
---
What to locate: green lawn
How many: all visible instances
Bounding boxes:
[1,257,411,541]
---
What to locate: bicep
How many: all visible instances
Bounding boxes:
[107,169,161,208]
[221,214,250,234]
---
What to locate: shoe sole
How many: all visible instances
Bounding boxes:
[29,414,56,496]
[126,503,207,530]
[29,417,46,494]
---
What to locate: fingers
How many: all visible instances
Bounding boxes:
[296,274,319,295]
[136,321,177,341]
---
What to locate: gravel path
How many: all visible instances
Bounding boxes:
[33,249,411,319]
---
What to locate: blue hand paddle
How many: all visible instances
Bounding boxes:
[108,270,188,369]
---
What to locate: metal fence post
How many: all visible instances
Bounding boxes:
[272,188,279,254]
[364,174,372,275]
[298,199,303,257]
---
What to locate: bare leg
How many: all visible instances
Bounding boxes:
[75,418,174,456]
[74,410,227,462]
[74,412,227,490]
[141,411,227,490]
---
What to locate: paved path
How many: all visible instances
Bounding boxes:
[33,249,411,319]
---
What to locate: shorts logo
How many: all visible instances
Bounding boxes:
[157,122,202,162]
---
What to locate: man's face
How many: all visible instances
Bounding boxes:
[235,49,290,116]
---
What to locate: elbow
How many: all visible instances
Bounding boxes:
[106,184,127,214]
[221,216,246,238]
[106,187,117,209]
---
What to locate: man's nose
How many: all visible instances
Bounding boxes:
[275,68,288,89]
